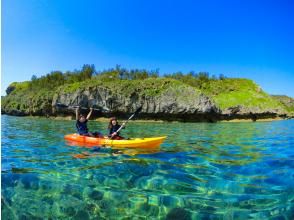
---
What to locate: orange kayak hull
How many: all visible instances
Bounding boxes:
[64,134,166,149]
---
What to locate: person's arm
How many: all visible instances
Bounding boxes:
[86,108,93,120]
[75,107,79,120]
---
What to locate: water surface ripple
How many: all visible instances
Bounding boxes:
[2,115,294,219]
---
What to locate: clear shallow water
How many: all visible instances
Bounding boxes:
[1,115,294,220]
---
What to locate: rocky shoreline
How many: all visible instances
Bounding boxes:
[2,113,291,123]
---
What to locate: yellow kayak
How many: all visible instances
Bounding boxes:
[64,134,166,149]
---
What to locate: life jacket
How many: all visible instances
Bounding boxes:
[76,119,88,134]
[109,124,121,135]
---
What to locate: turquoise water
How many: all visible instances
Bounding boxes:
[2,115,294,219]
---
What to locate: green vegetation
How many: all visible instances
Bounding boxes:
[271,95,294,114]
[198,78,284,111]
[5,81,31,95]
[59,77,188,98]
[29,64,95,91]
[2,64,292,117]
[159,72,285,111]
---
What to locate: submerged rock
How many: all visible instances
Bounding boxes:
[20,174,40,190]
[88,190,103,201]
[166,207,192,220]
[73,210,90,220]
[2,173,21,188]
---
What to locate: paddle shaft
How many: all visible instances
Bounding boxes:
[113,106,143,135]
[115,113,135,134]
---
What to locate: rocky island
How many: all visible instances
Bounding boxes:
[2,65,293,122]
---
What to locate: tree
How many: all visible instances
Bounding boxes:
[81,64,95,80]
[198,72,209,81]
[219,74,226,80]
[149,68,159,78]
[31,75,37,81]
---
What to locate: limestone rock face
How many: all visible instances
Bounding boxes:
[52,85,220,119]
[220,105,287,120]
[222,105,284,115]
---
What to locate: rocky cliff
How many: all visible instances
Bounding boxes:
[52,78,220,121]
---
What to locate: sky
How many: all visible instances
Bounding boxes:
[2,0,294,97]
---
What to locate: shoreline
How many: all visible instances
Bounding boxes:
[2,114,291,123]
[219,117,287,123]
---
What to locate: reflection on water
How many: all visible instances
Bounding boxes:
[2,115,294,219]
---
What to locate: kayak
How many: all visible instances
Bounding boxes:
[64,133,166,149]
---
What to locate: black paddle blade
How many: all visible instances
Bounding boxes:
[55,103,68,108]
[134,106,143,114]
[56,103,80,109]
[92,105,110,113]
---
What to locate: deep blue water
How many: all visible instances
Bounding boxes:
[2,115,294,219]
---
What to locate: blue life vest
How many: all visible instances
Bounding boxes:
[76,120,88,135]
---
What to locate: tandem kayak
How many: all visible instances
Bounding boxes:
[64,134,166,149]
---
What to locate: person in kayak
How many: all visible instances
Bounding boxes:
[108,117,126,139]
[76,107,102,137]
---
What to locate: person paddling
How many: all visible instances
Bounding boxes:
[108,117,126,140]
[76,107,102,137]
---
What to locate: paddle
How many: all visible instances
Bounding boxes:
[112,106,143,137]
[55,102,109,112]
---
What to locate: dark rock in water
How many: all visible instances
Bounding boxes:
[40,181,54,190]
[99,199,111,210]
[19,213,43,220]
[20,174,39,190]
[72,192,82,200]
[85,203,96,213]
[2,173,21,188]
[62,184,82,199]
[63,184,75,194]
[140,203,159,217]
[166,208,192,220]
[74,210,90,220]
[64,206,77,217]
[42,196,54,205]
[162,196,174,207]
[89,190,103,201]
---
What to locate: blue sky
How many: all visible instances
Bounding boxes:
[2,0,294,96]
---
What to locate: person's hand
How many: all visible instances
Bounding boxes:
[122,122,126,127]
[111,132,117,137]
[90,107,93,111]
